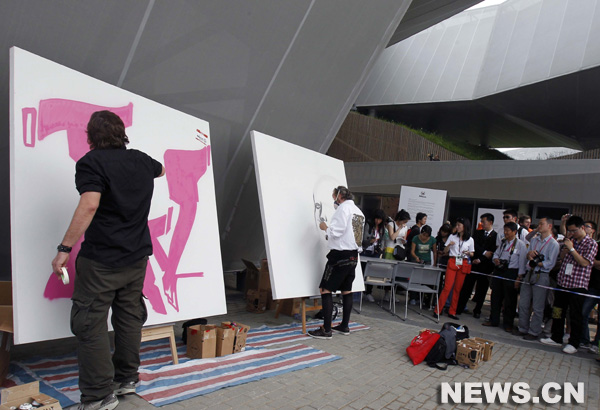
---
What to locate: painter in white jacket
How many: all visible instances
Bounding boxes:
[308,186,365,340]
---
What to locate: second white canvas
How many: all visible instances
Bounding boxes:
[251,131,364,300]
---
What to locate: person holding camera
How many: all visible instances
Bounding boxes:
[483,222,527,332]
[361,209,386,258]
[541,215,598,354]
[383,209,410,260]
[360,209,386,302]
[516,217,559,340]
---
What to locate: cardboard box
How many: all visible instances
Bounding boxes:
[216,325,236,357]
[0,282,13,386]
[456,340,484,369]
[222,321,251,353]
[279,298,302,317]
[473,337,495,361]
[259,259,271,290]
[246,289,269,313]
[0,381,62,410]
[242,259,271,293]
[186,325,217,359]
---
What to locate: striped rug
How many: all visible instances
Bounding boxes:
[5,319,367,408]
[7,338,191,407]
[246,320,370,347]
[137,343,340,406]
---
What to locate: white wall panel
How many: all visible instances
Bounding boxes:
[357,0,600,106]
[521,0,567,85]
[549,0,596,76]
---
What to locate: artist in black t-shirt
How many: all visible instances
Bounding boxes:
[52,111,164,410]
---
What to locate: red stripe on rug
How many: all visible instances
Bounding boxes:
[142,351,330,402]
[140,344,307,382]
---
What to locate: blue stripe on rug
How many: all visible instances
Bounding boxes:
[137,344,340,406]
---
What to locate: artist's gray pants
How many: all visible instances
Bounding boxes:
[518,271,549,336]
[72,256,148,403]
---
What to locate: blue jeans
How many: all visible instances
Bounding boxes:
[581,287,600,345]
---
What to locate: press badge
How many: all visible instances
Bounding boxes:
[455,256,463,266]
[564,264,573,276]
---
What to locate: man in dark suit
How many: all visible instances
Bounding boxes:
[455,213,498,318]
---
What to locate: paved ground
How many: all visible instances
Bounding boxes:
[11,288,600,409]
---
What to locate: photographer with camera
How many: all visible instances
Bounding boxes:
[483,222,527,332]
[541,215,598,354]
[361,209,386,302]
[383,209,410,260]
[516,217,559,340]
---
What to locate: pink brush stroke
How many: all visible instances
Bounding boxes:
[30,98,210,315]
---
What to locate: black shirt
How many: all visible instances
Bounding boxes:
[75,147,163,267]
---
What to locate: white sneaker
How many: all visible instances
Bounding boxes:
[562,344,577,354]
[563,333,570,344]
[589,345,599,354]
[365,294,375,303]
[540,337,562,347]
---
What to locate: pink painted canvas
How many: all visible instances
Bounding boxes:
[10,47,225,344]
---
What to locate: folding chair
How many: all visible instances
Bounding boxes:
[396,266,441,321]
[359,261,396,313]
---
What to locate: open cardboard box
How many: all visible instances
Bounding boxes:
[0,282,13,385]
[186,325,217,359]
[242,259,271,292]
[456,339,484,369]
[0,381,62,410]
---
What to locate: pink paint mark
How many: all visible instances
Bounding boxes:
[31,97,211,316]
[157,146,211,311]
[166,206,173,234]
[144,216,168,315]
[43,238,82,299]
[37,99,133,161]
[22,107,37,147]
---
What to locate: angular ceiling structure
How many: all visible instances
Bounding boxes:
[1,0,479,275]
[356,0,600,150]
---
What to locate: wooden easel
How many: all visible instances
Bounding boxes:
[275,297,322,334]
[141,324,179,364]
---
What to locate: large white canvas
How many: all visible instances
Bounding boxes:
[10,47,226,344]
[398,186,447,237]
[251,131,364,300]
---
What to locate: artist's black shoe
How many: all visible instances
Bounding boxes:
[331,324,350,336]
[448,314,459,320]
[308,326,332,340]
[473,312,481,319]
[113,381,137,396]
[77,394,118,410]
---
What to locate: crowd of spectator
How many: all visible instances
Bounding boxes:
[360,208,600,358]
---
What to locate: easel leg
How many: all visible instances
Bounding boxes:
[169,328,179,365]
[302,297,307,333]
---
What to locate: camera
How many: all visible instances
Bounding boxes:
[529,253,545,268]
[497,259,509,271]
[374,242,382,254]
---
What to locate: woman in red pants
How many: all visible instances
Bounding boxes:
[435,218,474,319]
